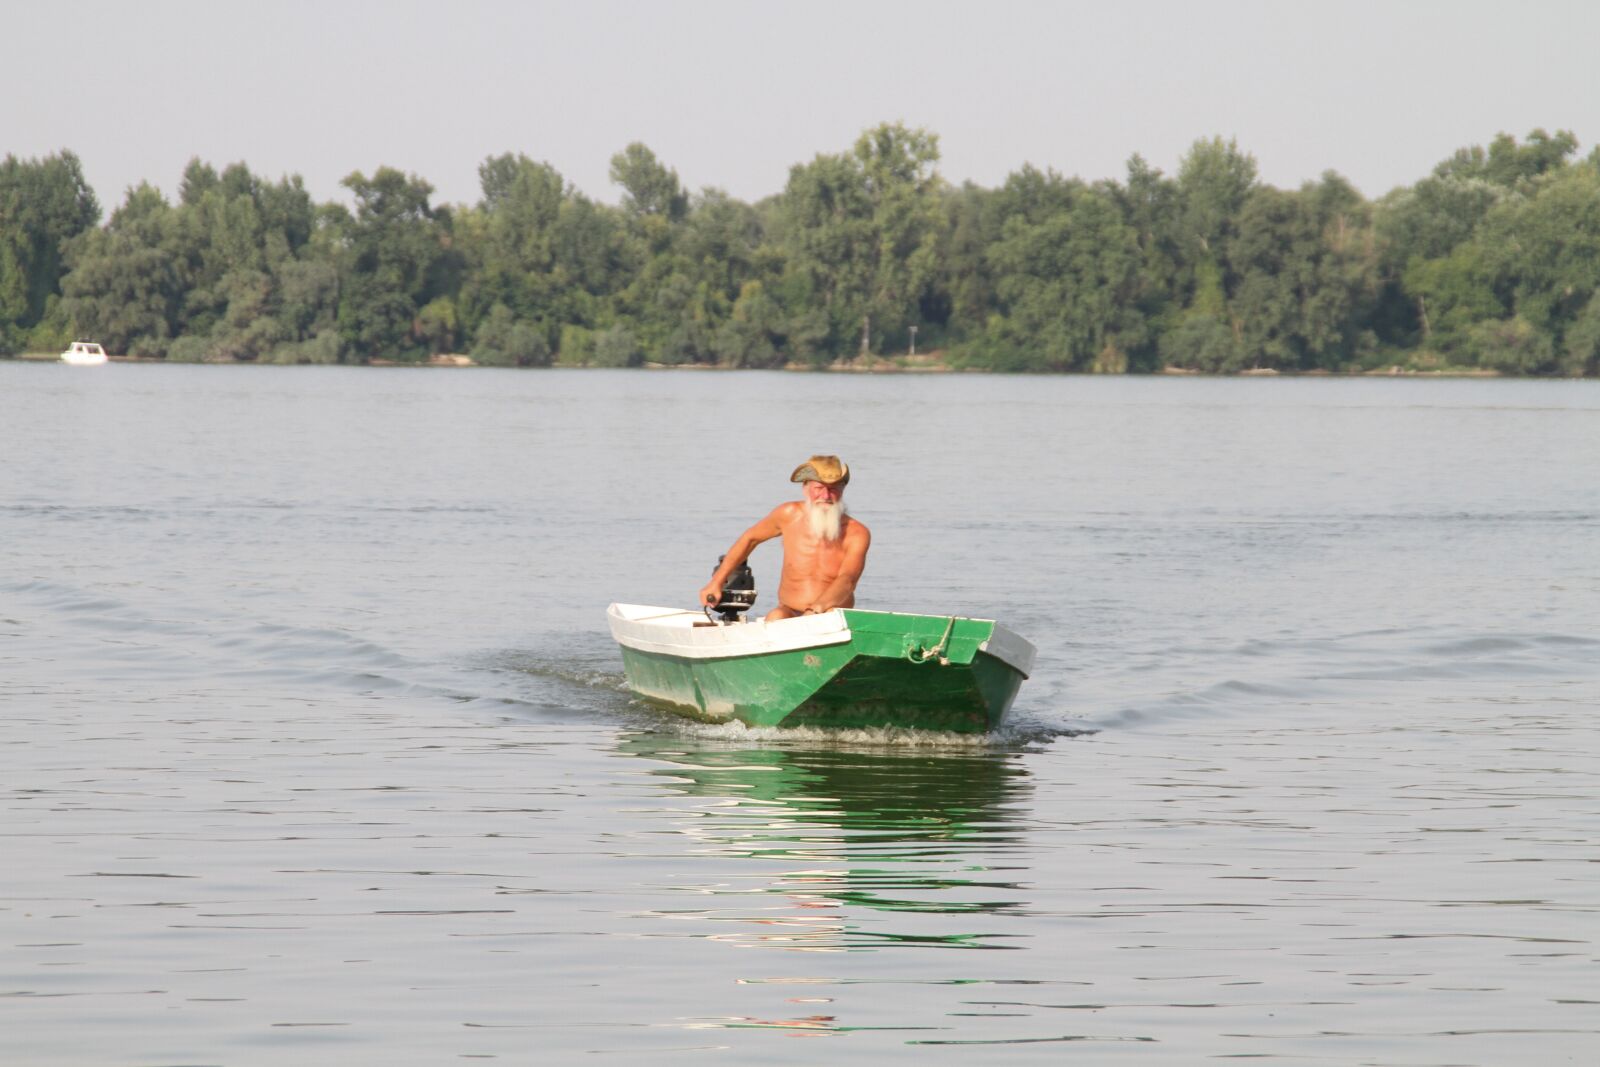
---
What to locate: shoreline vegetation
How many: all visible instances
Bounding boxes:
[5,124,1600,377]
[5,347,1510,377]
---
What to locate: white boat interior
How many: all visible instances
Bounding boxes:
[607,603,1035,674]
[607,603,852,659]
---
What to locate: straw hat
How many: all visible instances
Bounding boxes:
[790,455,850,486]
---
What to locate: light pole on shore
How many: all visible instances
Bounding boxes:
[909,325,918,357]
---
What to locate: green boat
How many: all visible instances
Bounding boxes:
[607,603,1036,734]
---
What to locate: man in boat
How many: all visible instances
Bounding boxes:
[699,455,871,622]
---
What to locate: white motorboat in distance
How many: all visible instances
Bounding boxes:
[60,341,109,365]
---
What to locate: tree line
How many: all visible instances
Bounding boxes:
[4,124,1599,375]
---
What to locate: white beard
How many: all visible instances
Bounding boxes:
[804,499,846,542]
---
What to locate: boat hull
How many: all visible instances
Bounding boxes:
[609,604,1033,734]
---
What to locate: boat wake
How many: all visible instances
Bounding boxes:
[488,648,630,695]
[1067,624,1600,733]
[3,576,624,724]
[43,570,1574,745]
[643,713,1092,750]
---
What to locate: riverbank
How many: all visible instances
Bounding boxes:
[1,350,1526,377]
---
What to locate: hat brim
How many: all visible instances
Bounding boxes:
[790,462,849,485]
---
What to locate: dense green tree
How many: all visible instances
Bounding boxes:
[608,186,771,365]
[1157,313,1240,372]
[591,323,642,367]
[1383,143,1600,369]
[1560,290,1600,376]
[1174,137,1257,262]
[176,162,321,359]
[1400,242,1502,356]
[1146,137,1261,368]
[1371,174,1505,349]
[60,184,181,356]
[1465,316,1554,373]
[1477,162,1600,343]
[712,280,784,367]
[337,167,458,361]
[609,142,688,222]
[59,160,334,361]
[270,256,341,361]
[1377,174,1504,265]
[1223,174,1379,370]
[1113,154,1183,367]
[935,181,1000,342]
[978,171,1143,371]
[458,154,569,331]
[777,122,944,357]
[776,150,873,356]
[470,302,552,366]
[1433,128,1577,188]
[9,123,1600,376]
[677,189,763,301]
[0,151,99,352]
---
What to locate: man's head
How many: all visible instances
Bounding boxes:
[791,455,849,541]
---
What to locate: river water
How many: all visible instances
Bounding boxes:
[2,364,1597,1065]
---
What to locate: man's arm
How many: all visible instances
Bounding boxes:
[806,522,871,613]
[698,506,789,608]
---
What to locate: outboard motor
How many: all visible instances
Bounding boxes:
[708,556,757,623]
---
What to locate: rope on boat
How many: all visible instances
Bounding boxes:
[907,616,957,666]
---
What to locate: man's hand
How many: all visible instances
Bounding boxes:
[699,580,722,609]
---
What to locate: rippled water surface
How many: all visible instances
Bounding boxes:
[3,364,1598,1065]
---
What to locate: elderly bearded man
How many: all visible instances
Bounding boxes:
[699,455,872,621]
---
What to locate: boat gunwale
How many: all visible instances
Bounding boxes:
[608,603,853,660]
[607,603,1035,677]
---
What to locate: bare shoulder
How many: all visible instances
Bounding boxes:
[743,501,797,539]
[770,501,803,525]
[845,515,871,545]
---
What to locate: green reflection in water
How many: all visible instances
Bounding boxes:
[614,732,1035,952]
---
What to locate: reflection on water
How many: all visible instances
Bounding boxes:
[617,732,1033,953]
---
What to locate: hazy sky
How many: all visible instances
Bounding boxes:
[8,0,1600,211]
